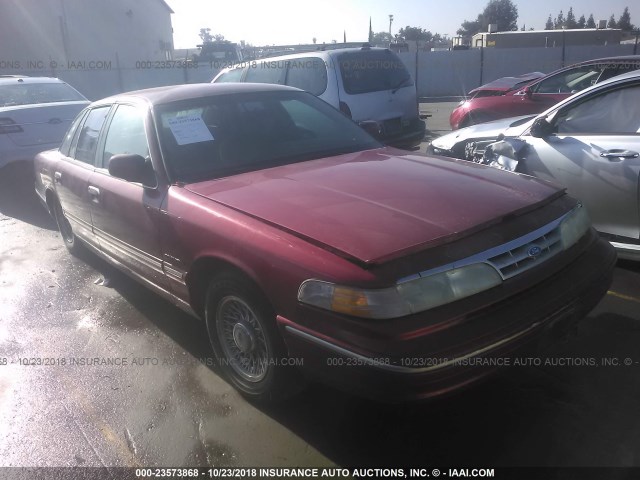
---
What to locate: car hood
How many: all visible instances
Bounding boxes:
[468,72,545,94]
[432,115,535,151]
[185,148,563,265]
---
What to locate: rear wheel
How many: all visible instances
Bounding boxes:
[52,197,83,255]
[204,272,303,402]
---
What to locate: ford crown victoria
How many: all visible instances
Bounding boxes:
[34,83,615,401]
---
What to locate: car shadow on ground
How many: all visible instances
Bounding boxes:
[83,253,640,467]
[0,162,57,230]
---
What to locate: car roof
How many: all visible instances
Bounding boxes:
[94,82,304,106]
[0,76,68,85]
[539,55,640,78]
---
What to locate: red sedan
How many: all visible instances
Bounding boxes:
[450,56,640,129]
[35,83,615,401]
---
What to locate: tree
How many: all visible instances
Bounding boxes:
[577,14,586,28]
[618,7,634,31]
[371,31,393,46]
[482,0,518,31]
[457,18,483,37]
[566,7,578,28]
[545,14,554,30]
[398,26,433,41]
[586,14,596,28]
[607,14,617,28]
[554,10,565,29]
[457,0,518,36]
[199,28,213,43]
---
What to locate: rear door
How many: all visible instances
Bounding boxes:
[519,80,640,241]
[54,106,110,248]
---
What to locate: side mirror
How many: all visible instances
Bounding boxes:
[358,120,381,137]
[524,86,532,98]
[108,154,150,184]
[529,116,554,138]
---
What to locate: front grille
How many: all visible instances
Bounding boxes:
[487,226,562,279]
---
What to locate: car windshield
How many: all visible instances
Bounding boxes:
[155,90,381,183]
[338,50,413,94]
[0,82,86,107]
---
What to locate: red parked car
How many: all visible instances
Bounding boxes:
[450,56,640,129]
[34,83,615,402]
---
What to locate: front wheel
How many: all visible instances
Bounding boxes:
[204,272,303,402]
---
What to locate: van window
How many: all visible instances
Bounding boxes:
[245,61,286,84]
[338,50,413,95]
[215,67,244,83]
[285,58,328,96]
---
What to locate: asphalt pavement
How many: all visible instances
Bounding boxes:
[1,128,640,469]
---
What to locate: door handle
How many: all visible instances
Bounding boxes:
[87,186,100,196]
[600,150,639,160]
[54,171,62,183]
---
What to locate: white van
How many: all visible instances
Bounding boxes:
[212,46,425,148]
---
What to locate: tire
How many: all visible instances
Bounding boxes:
[52,196,83,255]
[204,272,303,402]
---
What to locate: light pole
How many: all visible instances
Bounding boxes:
[388,14,394,37]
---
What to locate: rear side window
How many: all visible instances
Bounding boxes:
[215,67,244,83]
[245,61,286,84]
[338,50,413,95]
[60,110,87,157]
[74,106,109,164]
[285,57,328,96]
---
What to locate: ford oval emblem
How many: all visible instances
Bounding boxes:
[527,245,542,258]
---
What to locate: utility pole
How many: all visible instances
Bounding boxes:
[389,14,394,37]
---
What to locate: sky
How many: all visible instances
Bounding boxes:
[165,0,635,48]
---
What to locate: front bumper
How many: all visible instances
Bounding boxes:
[279,234,616,401]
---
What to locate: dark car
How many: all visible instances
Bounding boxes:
[449,56,640,129]
[34,83,615,402]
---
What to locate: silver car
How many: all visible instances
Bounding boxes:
[429,70,640,260]
[0,76,89,169]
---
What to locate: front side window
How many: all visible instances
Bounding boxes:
[533,65,603,94]
[74,106,110,164]
[101,104,149,168]
[555,84,640,134]
[338,50,413,95]
[156,91,380,183]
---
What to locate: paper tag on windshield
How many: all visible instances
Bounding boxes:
[167,115,214,145]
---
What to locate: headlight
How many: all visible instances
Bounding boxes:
[559,203,591,250]
[298,263,502,320]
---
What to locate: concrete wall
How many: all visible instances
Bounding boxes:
[398,43,636,98]
[1,43,637,101]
